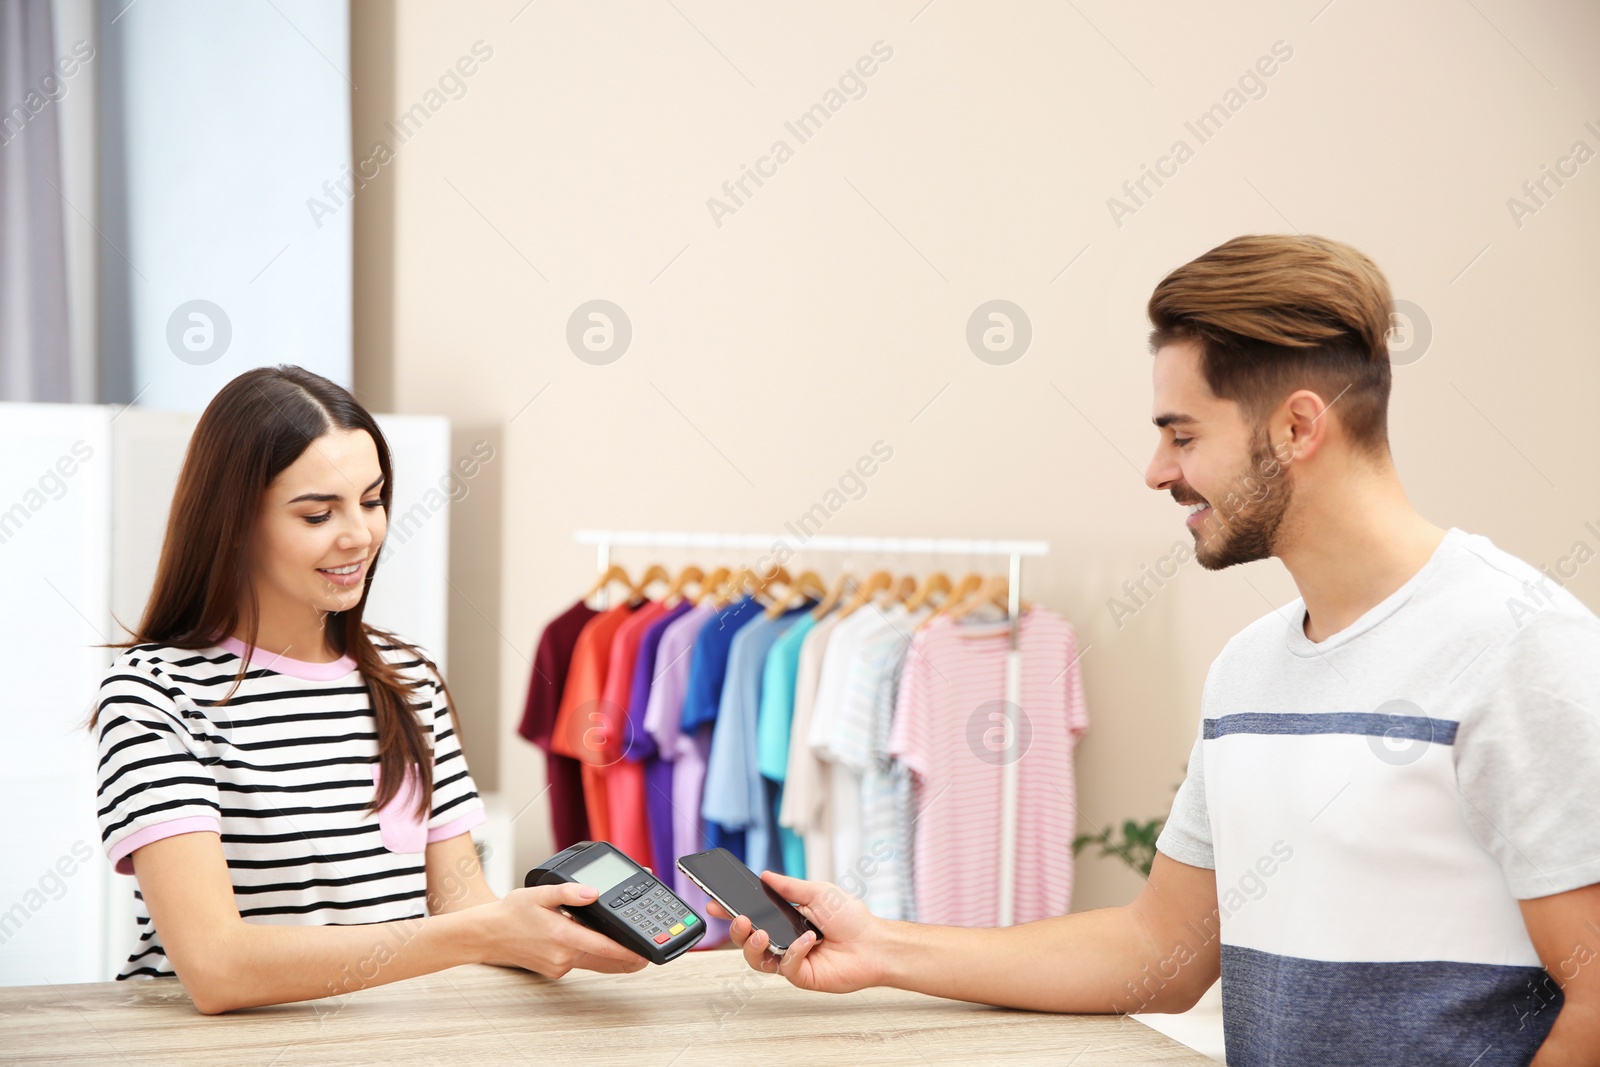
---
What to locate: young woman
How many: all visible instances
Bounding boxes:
[92,365,645,1013]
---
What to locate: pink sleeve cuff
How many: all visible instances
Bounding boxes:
[427,804,487,843]
[108,816,222,875]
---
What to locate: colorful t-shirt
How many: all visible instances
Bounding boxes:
[94,633,485,980]
[618,599,692,890]
[681,596,763,860]
[829,604,929,919]
[757,611,818,877]
[641,602,724,942]
[889,607,1088,928]
[703,606,811,875]
[519,599,598,850]
[594,599,669,859]
[756,612,817,781]
[550,604,639,841]
[779,612,844,882]
[1155,527,1600,1066]
[808,607,895,888]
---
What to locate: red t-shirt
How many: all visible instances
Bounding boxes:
[518,599,599,850]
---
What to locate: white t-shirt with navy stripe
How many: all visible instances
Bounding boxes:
[94,633,486,980]
[1156,527,1600,1066]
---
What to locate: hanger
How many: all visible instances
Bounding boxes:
[888,573,917,607]
[765,568,828,617]
[663,564,703,607]
[696,566,730,606]
[755,565,796,610]
[797,569,828,600]
[810,570,854,620]
[838,570,893,619]
[902,570,951,613]
[718,564,786,609]
[945,574,1034,622]
[926,572,984,621]
[714,568,750,610]
[582,564,639,606]
[753,565,790,616]
[635,564,672,599]
[945,574,1005,621]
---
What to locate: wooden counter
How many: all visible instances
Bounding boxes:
[2,952,1215,1065]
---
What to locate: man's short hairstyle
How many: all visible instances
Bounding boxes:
[1147,234,1395,458]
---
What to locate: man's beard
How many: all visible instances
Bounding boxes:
[1192,430,1293,571]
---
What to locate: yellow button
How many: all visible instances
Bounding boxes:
[669,922,685,935]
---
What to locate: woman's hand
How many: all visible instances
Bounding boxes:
[707,871,887,994]
[487,884,650,978]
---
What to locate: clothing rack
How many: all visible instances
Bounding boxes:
[574,529,1051,927]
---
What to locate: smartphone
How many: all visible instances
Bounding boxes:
[676,848,823,953]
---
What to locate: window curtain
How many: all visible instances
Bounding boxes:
[0,0,73,402]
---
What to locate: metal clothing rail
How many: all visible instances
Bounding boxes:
[574,528,1050,927]
[575,529,1049,557]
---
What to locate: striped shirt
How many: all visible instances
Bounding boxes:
[889,608,1090,927]
[807,608,891,890]
[1155,527,1600,1065]
[828,604,930,920]
[94,633,485,980]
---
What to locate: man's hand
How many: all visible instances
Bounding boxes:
[706,870,887,994]
[709,854,1219,1014]
[1520,881,1600,1065]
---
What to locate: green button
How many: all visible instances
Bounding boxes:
[683,914,697,925]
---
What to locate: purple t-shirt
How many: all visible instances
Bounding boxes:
[641,603,721,938]
[624,600,692,761]
[623,600,692,889]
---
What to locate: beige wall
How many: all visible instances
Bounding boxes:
[352,0,1600,911]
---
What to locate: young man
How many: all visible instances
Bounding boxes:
[710,235,1600,1066]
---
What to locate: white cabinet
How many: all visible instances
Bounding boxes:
[0,404,112,985]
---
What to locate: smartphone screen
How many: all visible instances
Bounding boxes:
[676,849,822,952]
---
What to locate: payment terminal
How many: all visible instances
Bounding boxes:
[524,840,705,964]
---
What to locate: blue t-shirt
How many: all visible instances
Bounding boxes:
[702,606,812,875]
[681,596,764,858]
[681,596,762,732]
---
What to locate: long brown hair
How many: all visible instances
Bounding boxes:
[96,365,456,818]
[1147,233,1394,459]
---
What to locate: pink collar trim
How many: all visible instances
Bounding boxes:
[218,635,358,681]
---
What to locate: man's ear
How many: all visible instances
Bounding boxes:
[1279,387,1336,463]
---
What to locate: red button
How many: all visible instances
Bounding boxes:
[653,933,670,944]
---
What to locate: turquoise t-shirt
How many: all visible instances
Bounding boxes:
[757,612,817,876]
[757,612,816,779]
